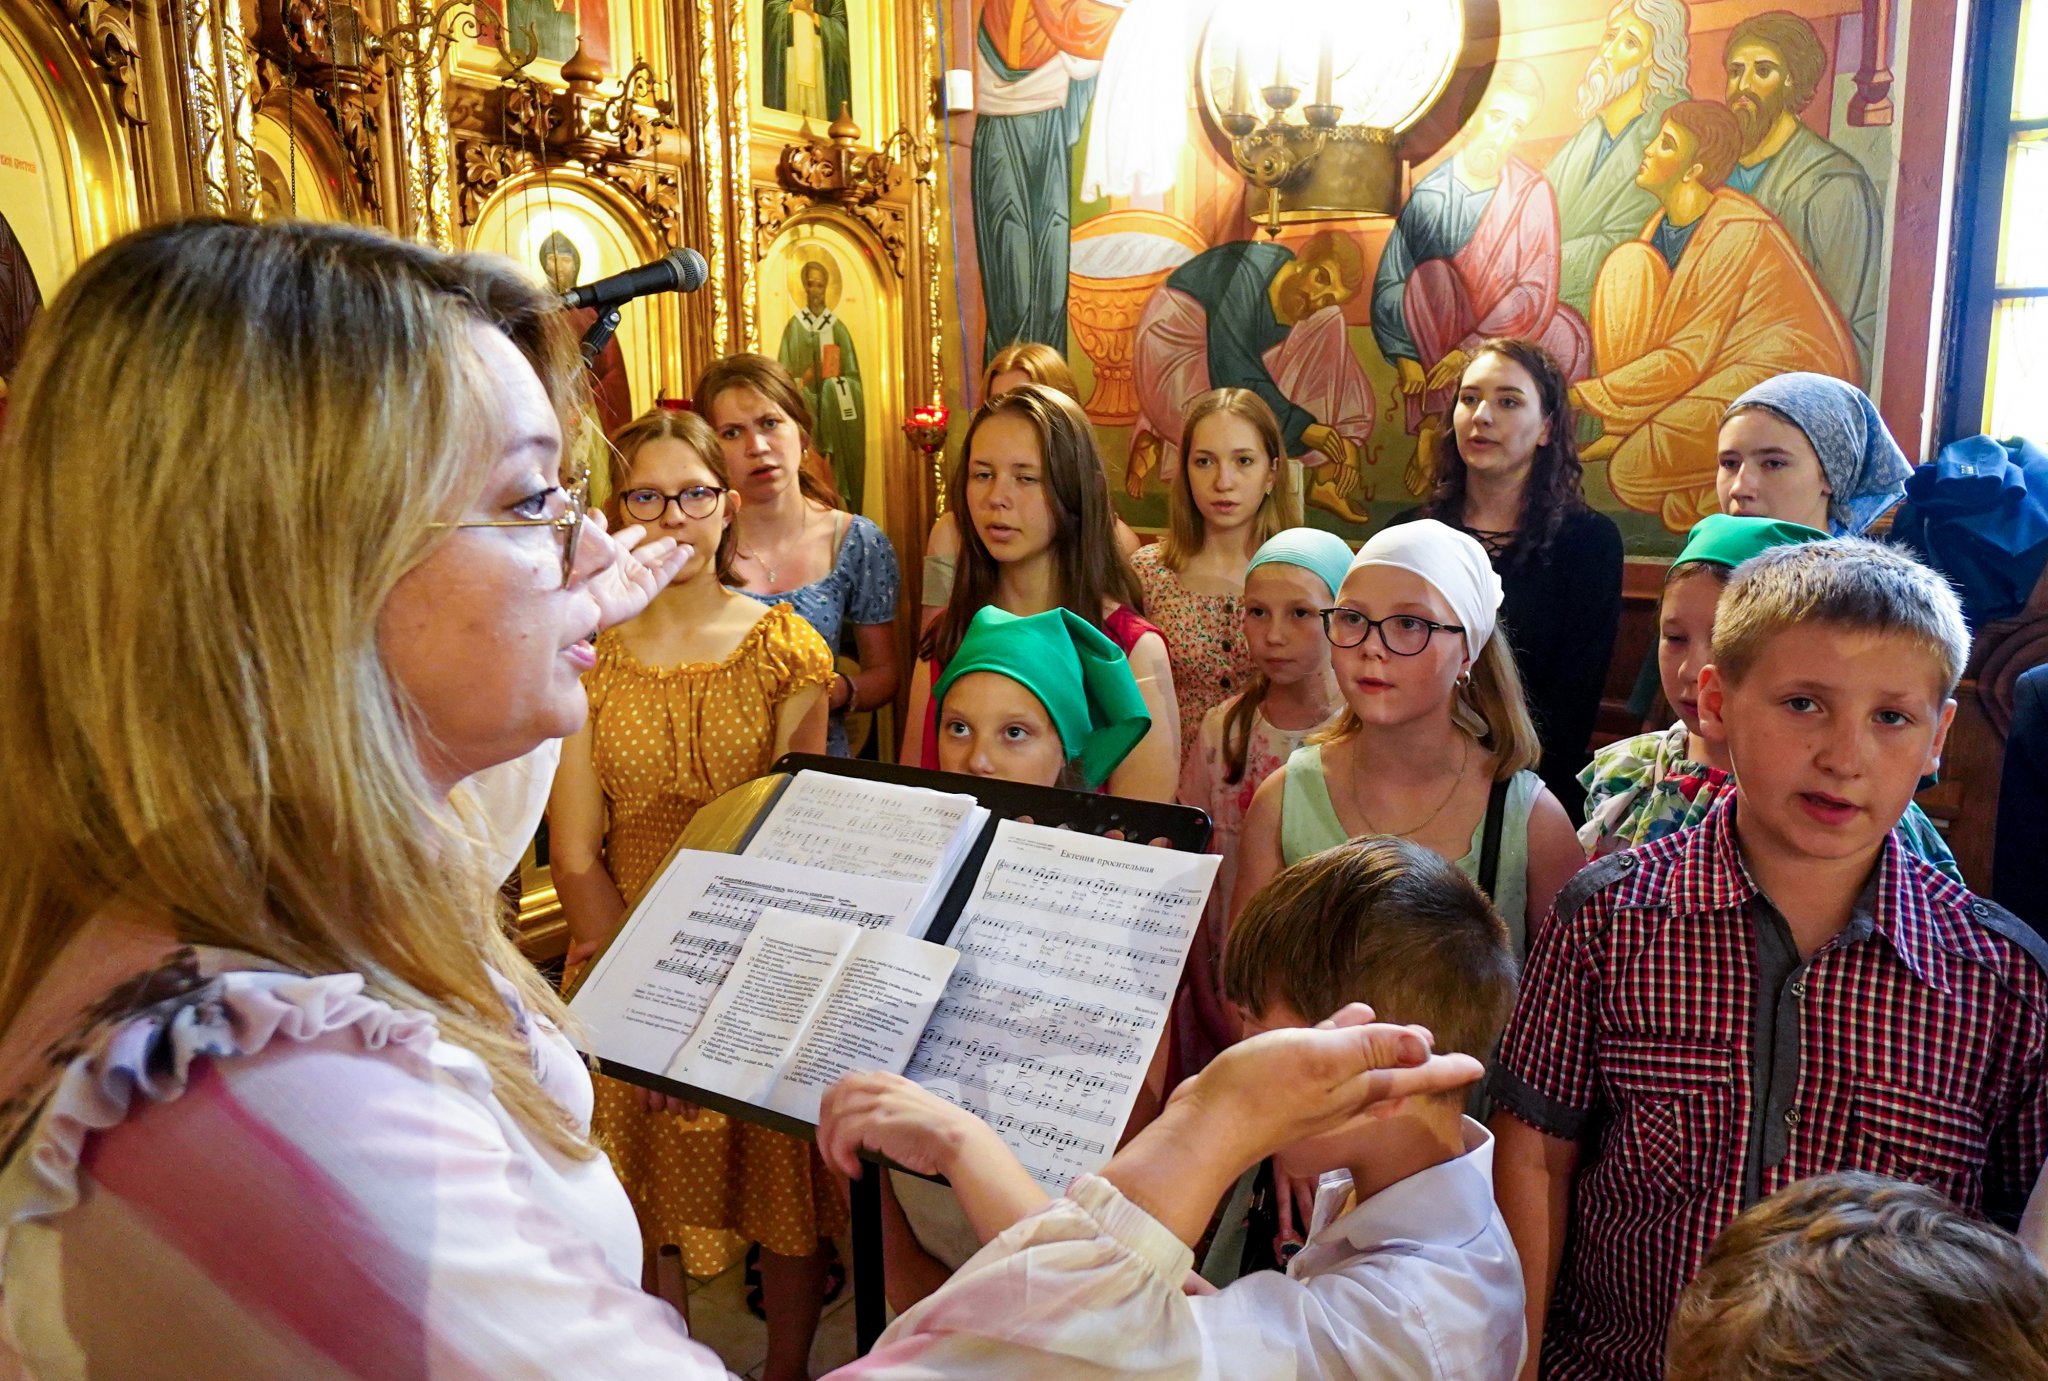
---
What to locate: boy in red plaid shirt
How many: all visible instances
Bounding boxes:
[1488,538,2048,1380]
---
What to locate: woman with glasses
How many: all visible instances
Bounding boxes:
[1231,520,1585,960]
[697,355,901,758]
[550,405,841,1381]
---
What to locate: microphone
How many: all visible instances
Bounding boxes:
[560,248,709,311]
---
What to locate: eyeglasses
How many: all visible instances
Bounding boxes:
[1319,607,1466,656]
[434,483,587,588]
[620,485,727,523]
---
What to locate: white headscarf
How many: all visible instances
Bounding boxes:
[1343,519,1504,662]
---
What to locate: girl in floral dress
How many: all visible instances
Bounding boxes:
[1171,528,1353,1077]
[1130,389,1299,769]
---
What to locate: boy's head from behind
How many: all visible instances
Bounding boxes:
[1666,1171,2048,1381]
[1222,837,1516,1168]
[1699,538,1963,867]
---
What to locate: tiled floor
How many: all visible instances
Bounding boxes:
[679,1237,862,1379]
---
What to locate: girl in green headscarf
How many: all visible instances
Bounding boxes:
[931,605,1152,790]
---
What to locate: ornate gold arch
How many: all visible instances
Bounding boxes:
[0,0,142,258]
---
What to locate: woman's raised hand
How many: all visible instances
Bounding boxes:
[587,509,693,632]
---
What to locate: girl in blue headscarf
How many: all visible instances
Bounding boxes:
[1717,372,1914,536]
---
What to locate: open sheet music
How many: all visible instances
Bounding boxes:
[743,771,989,939]
[904,820,1219,1191]
[569,798,1216,1194]
[569,851,928,1081]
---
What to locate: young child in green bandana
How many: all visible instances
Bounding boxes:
[887,605,1154,1308]
[931,606,1152,791]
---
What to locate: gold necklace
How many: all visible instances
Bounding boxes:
[1352,733,1472,839]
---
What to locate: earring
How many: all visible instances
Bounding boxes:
[1451,672,1489,740]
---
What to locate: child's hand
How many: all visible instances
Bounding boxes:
[1274,1167,1319,1257]
[818,1071,987,1180]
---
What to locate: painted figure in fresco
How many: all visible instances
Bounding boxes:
[1129,234,1375,524]
[1372,63,1592,496]
[971,0,1123,367]
[1574,101,1856,533]
[1722,10,1884,373]
[762,0,851,124]
[777,258,867,513]
[538,231,634,440]
[1544,0,1692,318]
[498,0,607,65]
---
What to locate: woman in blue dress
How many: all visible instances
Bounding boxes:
[696,354,902,755]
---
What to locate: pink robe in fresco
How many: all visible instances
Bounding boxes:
[1131,292,1375,484]
[1400,158,1591,432]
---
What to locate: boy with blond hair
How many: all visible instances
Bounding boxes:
[1491,537,2048,1381]
[1665,1170,2048,1380]
[820,836,1526,1380]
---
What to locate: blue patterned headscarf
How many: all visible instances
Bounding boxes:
[1725,374,1913,536]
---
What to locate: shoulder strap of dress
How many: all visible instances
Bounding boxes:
[1478,777,1511,903]
[829,508,852,561]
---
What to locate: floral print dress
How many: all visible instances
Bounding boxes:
[1132,543,1251,769]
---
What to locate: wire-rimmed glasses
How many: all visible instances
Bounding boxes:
[434,483,588,588]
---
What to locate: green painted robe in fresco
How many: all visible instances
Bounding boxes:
[779,307,865,513]
[1726,121,1883,376]
[1544,94,1680,318]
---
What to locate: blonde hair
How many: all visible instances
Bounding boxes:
[981,341,1079,401]
[1159,388,1296,570]
[0,218,592,1158]
[1316,631,1541,783]
[1667,1172,2048,1381]
[607,407,739,582]
[1712,538,1970,696]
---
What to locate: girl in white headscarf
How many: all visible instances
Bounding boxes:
[1232,519,1586,958]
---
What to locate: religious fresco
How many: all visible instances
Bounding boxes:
[468,0,621,76]
[946,0,1904,551]
[749,0,881,138]
[467,179,663,445]
[758,217,898,522]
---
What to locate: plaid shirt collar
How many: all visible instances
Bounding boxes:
[1662,795,1949,990]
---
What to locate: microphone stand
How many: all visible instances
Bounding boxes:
[579,306,624,365]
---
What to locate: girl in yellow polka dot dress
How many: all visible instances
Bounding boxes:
[550,406,841,1381]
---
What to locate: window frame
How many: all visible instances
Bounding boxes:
[1940,0,2040,442]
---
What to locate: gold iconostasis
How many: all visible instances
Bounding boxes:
[0,0,945,541]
